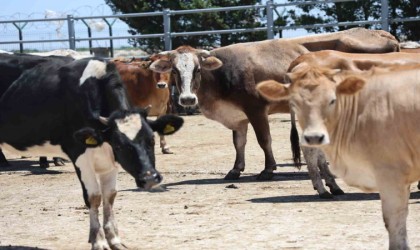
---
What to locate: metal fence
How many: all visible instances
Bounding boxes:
[0,0,419,56]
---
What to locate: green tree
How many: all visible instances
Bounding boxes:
[104,0,267,52]
[285,0,420,41]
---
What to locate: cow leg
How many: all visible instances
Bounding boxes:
[0,149,10,167]
[225,121,248,180]
[377,179,410,250]
[159,134,173,154]
[75,162,110,250]
[247,112,276,180]
[302,147,332,199]
[316,149,344,195]
[39,156,49,168]
[100,169,126,250]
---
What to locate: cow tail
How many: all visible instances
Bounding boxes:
[290,110,302,169]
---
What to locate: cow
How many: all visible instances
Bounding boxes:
[0,56,184,249]
[112,54,175,154]
[256,63,420,249]
[0,53,75,168]
[287,50,420,192]
[400,41,420,53]
[149,27,399,198]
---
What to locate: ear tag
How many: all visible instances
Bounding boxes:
[163,124,175,134]
[85,136,98,146]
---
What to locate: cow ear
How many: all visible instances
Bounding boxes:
[73,127,104,148]
[201,56,223,70]
[148,115,184,135]
[336,76,366,95]
[256,80,290,101]
[149,59,172,73]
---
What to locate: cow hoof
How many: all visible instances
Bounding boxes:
[256,170,274,180]
[331,188,345,195]
[417,181,420,190]
[40,162,49,169]
[319,191,334,199]
[224,170,241,180]
[162,148,173,154]
[53,157,66,166]
[110,243,128,250]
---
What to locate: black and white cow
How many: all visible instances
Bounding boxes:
[0,56,184,249]
[0,53,75,167]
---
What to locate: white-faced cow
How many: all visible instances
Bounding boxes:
[256,63,420,249]
[150,27,399,198]
[0,56,183,249]
[112,54,175,154]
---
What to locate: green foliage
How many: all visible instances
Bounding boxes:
[286,0,420,41]
[105,0,267,52]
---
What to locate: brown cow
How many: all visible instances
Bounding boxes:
[150,28,399,198]
[256,63,420,249]
[113,55,174,154]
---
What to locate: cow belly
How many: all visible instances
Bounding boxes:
[0,142,68,159]
[200,100,247,130]
[329,157,377,192]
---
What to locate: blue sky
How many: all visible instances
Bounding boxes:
[0,0,112,18]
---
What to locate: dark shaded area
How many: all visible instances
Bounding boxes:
[0,246,50,250]
[0,159,63,175]
[249,191,420,204]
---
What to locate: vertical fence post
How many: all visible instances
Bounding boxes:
[381,0,389,31]
[12,22,27,53]
[103,18,115,58]
[67,15,76,50]
[163,9,172,51]
[81,19,93,55]
[266,1,274,40]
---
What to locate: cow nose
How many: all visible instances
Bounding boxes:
[156,82,168,89]
[304,134,325,145]
[179,95,197,107]
[138,170,163,189]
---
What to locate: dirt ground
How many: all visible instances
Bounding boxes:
[0,114,419,250]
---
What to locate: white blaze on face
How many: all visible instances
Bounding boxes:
[176,53,196,95]
[115,114,142,140]
[79,60,107,85]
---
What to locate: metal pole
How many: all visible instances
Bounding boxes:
[12,23,24,53]
[163,9,172,51]
[81,19,93,55]
[381,0,389,31]
[266,1,274,40]
[67,15,76,50]
[103,18,114,57]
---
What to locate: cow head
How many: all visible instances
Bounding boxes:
[148,54,172,89]
[256,65,365,147]
[149,46,223,107]
[74,109,184,189]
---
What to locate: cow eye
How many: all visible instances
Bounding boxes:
[195,68,201,74]
[329,99,336,106]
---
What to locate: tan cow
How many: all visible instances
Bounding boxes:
[256,63,420,249]
[288,50,420,191]
[112,55,174,154]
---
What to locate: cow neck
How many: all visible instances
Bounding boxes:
[195,69,221,106]
[326,94,360,162]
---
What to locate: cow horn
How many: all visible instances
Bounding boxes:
[99,116,109,125]
[196,49,211,58]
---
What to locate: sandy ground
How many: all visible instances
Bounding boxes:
[0,114,420,250]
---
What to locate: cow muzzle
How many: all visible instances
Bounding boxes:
[156,81,168,89]
[302,131,330,146]
[136,170,163,190]
[179,94,198,107]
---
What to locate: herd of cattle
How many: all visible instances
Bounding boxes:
[1,27,420,249]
